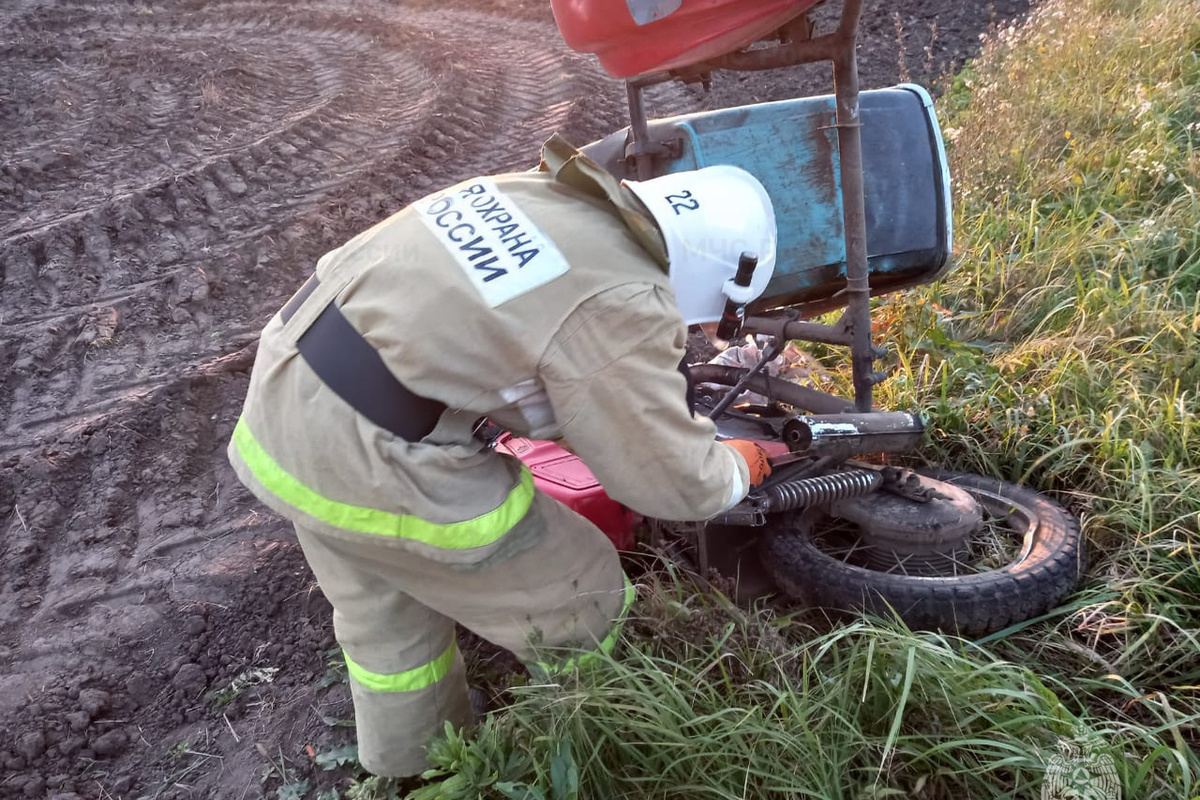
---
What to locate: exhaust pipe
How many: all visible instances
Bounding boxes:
[781,411,924,460]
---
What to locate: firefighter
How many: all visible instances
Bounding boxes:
[227,136,777,778]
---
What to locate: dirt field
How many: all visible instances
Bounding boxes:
[1,1,1028,797]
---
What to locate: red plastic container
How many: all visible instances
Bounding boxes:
[495,435,637,551]
[550,0,820,78]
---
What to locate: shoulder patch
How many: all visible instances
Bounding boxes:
[415,178,570,307]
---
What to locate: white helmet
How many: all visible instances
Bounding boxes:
[624,165,777,325]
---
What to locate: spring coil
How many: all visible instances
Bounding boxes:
[764,469,882,512]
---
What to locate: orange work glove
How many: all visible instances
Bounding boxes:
[724,439,772,487]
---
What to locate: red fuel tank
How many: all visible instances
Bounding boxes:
[495,435,637,551]
[550,0,820,78]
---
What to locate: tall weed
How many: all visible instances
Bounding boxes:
[416,575,1197,799]
[860,0,1200,758]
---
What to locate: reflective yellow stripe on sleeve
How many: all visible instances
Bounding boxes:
[231,417,534,549]
[345,642,457,693]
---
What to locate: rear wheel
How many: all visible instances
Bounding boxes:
[760,471,1086,636]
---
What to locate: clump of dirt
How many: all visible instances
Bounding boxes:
[0,0,1028,796]
[0,538,350,799]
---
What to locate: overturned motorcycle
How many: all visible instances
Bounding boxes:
[499,0,1086,636]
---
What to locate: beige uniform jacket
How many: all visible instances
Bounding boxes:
[229,172,748,564]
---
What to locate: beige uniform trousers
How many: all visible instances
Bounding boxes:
[294,490,628,777]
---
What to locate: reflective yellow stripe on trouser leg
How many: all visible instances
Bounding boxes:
[344,641,457,692]
[342,639,472,778]
[534,573,636,676]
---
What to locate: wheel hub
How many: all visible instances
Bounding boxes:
[827,474,983,576]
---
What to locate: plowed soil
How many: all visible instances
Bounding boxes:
[0,1,1027,797]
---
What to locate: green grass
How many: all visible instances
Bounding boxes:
[414,573,1195,800]
[871,0,1200,702]
[408,0,1200,797]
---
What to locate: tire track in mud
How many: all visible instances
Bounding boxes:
[0,0,630,444]
[0,1,639,793]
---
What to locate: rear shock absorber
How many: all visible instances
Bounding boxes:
[764,469,881,512]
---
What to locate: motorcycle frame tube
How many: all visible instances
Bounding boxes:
[625,81,656,181]
[687,364,851,416]
[829,0,876,413]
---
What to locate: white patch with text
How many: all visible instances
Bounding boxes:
[416,179,569,307]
